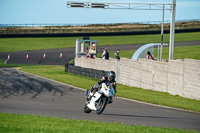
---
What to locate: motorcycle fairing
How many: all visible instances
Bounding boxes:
[87,92,101,111]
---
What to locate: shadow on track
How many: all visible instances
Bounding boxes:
[103,113,172,119]
[0,68,67,99]
[102,113,200,121]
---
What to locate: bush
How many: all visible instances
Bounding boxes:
[69,59,74,65]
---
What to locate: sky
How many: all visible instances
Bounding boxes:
[0,0,200,25]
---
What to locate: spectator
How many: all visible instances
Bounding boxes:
[101,49,106,59]
[146,51,155,60]
[91,43,96,50]
[85,48,90,58]
[104,49,109,60]
[101,49,109,60]
[114,49,120,59]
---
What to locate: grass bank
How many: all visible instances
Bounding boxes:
[1,113,198,133]
[109,45,200,60]
[0,32,200,52]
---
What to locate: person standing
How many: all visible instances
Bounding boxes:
[114,49,120,59]
[85,48,90,58]
[104,49,109,60]
[101,49,106,59]
[146,51,155,60]
[102,49,109,60]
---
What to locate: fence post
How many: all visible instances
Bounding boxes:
[116,60,120,82]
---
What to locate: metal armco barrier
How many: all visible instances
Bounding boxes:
[65,64,108,79]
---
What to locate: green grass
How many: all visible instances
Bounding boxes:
[0,32,200,52]
[0,37,78,53]
[154,45,200,60]
[20,65,97,89]
[0,59,32,67]
[110,50,137,58]
[110,45,200,60]
[18,65,200,112]
[0,113,198,133]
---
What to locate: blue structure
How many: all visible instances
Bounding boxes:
[132,43,168,60]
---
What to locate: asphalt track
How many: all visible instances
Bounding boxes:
[0,41,200,65]
[0,68,200,131]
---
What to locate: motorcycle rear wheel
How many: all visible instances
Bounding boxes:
[84,104,92,113]
[96,97,108,114]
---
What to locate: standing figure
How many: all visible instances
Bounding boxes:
[114,49,120,59]
[146,51,155,60]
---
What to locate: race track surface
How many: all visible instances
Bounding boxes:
[0,68,200,131]
[0,41,199,65]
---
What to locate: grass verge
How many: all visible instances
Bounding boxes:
[109,45,200,60]
[0,32,200,52]
[0,113,198,133]
[0,59,32,67]
[18,65,200,112]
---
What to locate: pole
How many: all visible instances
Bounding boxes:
[169,0,176,60]
[160,4,164,61]
[157,42,160,60]
[75,39,79,58]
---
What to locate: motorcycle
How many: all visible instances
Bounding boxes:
[84,82,116,114]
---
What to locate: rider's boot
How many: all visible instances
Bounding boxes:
[87,91,95,101]
[85,90,91,102]
[85,90,89,97]
[108,97,113,104]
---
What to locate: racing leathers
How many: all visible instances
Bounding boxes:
[91,76,117,94]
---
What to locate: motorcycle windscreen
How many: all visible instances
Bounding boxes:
[101,83,115,97]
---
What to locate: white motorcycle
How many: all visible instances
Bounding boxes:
[84,82,116,114]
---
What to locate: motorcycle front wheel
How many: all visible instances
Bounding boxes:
[96,97,108,114]
[84,104,92,113]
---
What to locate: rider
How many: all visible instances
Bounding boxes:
[90,71,117,95]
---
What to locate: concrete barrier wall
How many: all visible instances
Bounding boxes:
[75,57,200,100]
[75,57,118,79]
[183,59,200,100]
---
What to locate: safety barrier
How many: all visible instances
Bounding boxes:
[75,57,200,100]
[65,64,108,79]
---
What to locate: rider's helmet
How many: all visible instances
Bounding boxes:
[108,71,116,81]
